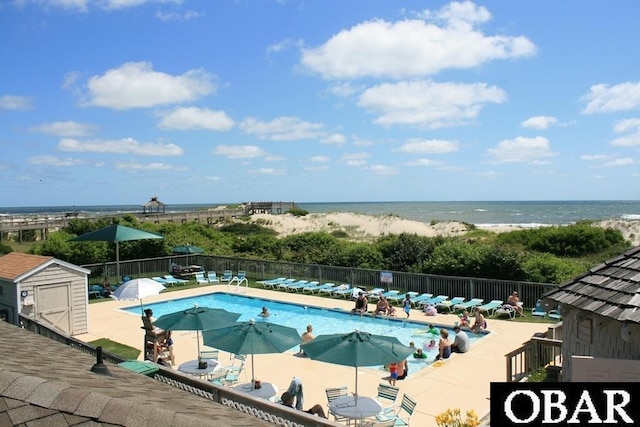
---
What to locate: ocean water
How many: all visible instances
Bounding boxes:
[1,200,639,227]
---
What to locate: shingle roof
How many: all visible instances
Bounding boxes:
[545,245,640,323]
[0,253,53,282]
[0,320,270,426]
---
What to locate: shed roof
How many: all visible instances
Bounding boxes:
[545,245,640,324]
[0,320,270,426]
[0,252,89,283]
[142,196,166,207]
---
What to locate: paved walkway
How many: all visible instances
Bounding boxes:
[77,285,549,426]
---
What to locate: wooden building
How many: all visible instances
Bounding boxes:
[0,252,90,335]
[544,245,640,381]
[142,196,167,214]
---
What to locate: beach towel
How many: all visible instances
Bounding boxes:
[287,377,304,410]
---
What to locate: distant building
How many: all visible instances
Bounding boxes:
[142,196,167,214]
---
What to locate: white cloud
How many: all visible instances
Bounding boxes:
[581,154,611,161]
[487,136,557,163]
[0,95,33,110]
[604,157,636,167]
[113,161,180,171]
[310,156,330,162]
[476,170,502,179]
[58,138,184,155]
[521,116,559,129]
[157,107,234,131]
[611,133,640,147]
[30,121,98,137]
[155,10,200,22]
[251,168,285,175]
[367,165,397,175]
[405,158,444,167]
[83,62,216,109]
[321,133,347,145]
[27,155,84,166]
[301,1,535,80]
[582,81,640,114]
[613,118,640,133]
[345,160,366,166]
[397,138,459,154]
[266,38,303,53]
[240,116,324,140]
[327,82,360,97]
[211,145,268,159]
[359,80,505,128]
[304,165,329,172]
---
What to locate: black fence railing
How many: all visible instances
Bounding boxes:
[84,255,558,309]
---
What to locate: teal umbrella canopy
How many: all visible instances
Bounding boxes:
[153,306,241,359]
[202,319,301,381]
[172,245,204,254]
[69,224,163,278]
[152,306,240,331]
[301,329,414,395]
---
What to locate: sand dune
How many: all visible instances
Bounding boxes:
[249,212,640,246]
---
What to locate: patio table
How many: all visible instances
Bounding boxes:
[329,395,383,425]
[234,382,279,401]
[178,358,220,378]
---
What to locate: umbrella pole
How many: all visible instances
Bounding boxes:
[197,330,201,362]
[251,354,255,384]
[355,366,359,400]
[116,241,120,280]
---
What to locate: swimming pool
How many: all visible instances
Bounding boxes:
[123,292,487,373]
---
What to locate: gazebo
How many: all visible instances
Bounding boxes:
[142,196,167,214]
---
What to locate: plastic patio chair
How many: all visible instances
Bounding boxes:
[375,393,417,426]
[376,383,400,415]
[207,271,219,283]
[325,386,349,423]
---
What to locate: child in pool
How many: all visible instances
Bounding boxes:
[426,339,437,350]
[413,348,427,359]
[427,324,439,336]
[459,310,470,327]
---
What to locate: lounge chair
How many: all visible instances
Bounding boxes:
[387,291,419,306]
[288,280,319,292]
[220,270,233,282]
[532,299,547,317]
[376,290,400,302]
[435,296,465,313]
[152,276,172,285]
[207,271,219,283]
[453,298,484,313]
[263,278,295,289]
[331,284,354,298]
[548,305,562,320]
[476,300,504,316]
[366,288,386,301]
[494,304,517,320]
[417,295,448,308]
[304,282,335,294]
[320,284,348,296]
[164,275,188,285]
[277,280,308,290]
[410,293,433,307]
[256,277,286,287]
[195,272,209,285]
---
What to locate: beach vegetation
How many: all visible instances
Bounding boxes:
[288,207,309,217]
[0,242,12,255]
[330,230,349,238]
[218,222,277,236]
[377,233,442,273]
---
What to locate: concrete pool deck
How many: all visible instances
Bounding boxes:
[76,284,550,426]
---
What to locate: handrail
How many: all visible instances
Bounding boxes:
[505,331,563,382]
[19,315,340,427]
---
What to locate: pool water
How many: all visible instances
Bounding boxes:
[123,292,487,373]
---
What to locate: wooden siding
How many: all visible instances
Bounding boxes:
[0,279,17,325]
[20,264,88,335]
[561,309,640,380]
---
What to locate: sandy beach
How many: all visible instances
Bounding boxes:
[250,212,640,246]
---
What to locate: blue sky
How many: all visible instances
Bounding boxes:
[2,0,640,207]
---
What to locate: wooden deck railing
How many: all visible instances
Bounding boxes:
[505,327,563,382]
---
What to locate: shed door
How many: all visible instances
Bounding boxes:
[36,283,72,334]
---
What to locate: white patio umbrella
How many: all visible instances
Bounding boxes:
[110,278,166,312]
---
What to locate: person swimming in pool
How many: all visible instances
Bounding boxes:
[259,306,270,317]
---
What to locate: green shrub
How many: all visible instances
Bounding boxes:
[331,230,349,238]
[288,208,309,217]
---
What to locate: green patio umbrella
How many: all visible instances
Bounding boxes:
[152,305,241,360]
[202,319,301,382]
[69,224,163,279]
[301,329,414,396]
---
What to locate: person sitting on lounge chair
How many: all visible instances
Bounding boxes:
[281,391,327,418]
[507,291,524,317]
